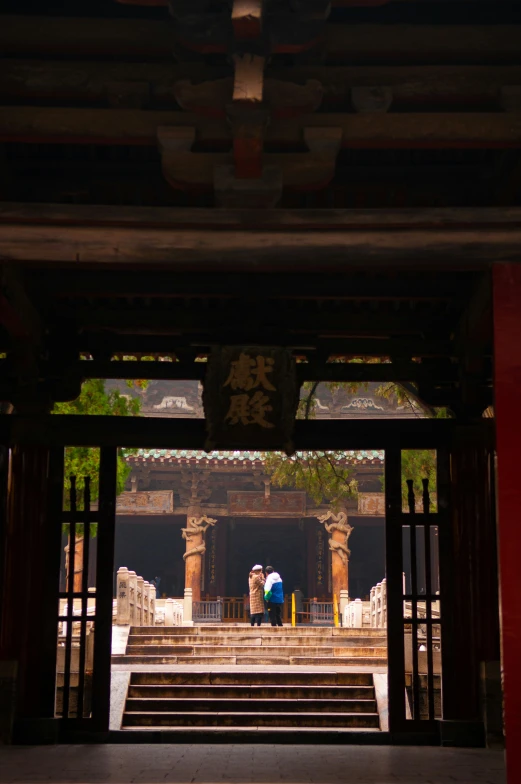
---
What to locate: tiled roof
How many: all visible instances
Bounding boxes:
[126,449,384,466]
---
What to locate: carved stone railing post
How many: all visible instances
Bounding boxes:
[182,509,217,603]
[143,581,150,626]
[149,585,156,626]
[164,597,174,626]
[339,588,349,621]
[136,575,144,626]
[128,571,137,626]
[116,566,130,625]
[183,587,193,626]
[316,508,353,605]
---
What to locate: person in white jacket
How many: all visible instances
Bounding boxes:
[264,566,284,627]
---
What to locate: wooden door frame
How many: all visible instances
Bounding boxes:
[0,414,494,742]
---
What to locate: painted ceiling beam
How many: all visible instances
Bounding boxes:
[1,17,520,61]
[1,106,520,149]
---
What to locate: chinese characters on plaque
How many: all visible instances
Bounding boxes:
[203,346,299,453]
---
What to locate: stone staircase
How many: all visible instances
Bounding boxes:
[115,625,387,666]
[122,670,381,734]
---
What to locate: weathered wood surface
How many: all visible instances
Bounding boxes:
[160,149,339,189]
[1,18,520,61]
[1,202,520,229]
[175,77,322,117]
[0,221,521,268]
[14,359,458,384]
[231,0,263,39]
[3,61,521,105]
[116,0,515,5]
[0,414,475,451]
[2,107,520,147]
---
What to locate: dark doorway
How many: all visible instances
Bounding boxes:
[114,519,184,598]
[226,518,307,597]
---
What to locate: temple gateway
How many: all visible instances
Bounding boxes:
[110,379,415,611]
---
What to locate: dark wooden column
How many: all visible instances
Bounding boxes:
[441,426,499,734]
[214,519,227,598]
[0,443,63,740]
[493,263,521,781]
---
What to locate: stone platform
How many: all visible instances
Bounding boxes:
[113,625,388,667]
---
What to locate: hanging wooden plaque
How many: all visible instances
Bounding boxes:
[202,346,299,454]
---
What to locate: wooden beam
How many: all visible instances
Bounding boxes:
[2,201,520,230]
[0,358,460,384]
[115,0,519,6]
[69,334,459,360]
[1,205,521,268]
[0,414,490,451]
[2,61,521,108]
[42,302,455,337]
[28,268,471,302]
[0,17,519,62]
[1,106,520,148]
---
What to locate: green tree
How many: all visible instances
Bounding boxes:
[401,449,437,511]
[265,377,445,510]
[264,450,358,509]
[52,378,142,509]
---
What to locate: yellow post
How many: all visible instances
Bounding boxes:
[291,593,296,627]
[333,593,339,627]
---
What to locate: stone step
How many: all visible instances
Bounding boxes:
[125,697,377,714]
[128,684,375,699]
[122,711,380,728]
[129,671,374,686]
[130,626,386,637]
[120,727,379,739]
[116,654,387,666]
[124,644,387,657]
[127,635,386,647]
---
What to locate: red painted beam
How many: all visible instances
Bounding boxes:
[493,263,521,784]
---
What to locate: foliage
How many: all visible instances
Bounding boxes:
[265,451,358,508]
[266,366,446,509]
[52,378,142,514]
[401,449,437,511]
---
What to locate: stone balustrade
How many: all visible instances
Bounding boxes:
[370,579,387,628]
[116,567,156,626]
[164,597,184,626]
[343,579,387,628]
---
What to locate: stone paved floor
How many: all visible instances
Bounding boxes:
[0,744,505,784]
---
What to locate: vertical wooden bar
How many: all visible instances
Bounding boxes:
[385,444,406,731]
[437,443,454,724]
[43,447,65,720]
[423,478,435,721]
[406,480,420,720]
[76,477,91,719]
[92,447,117,731]
[493,263,521,783]
[62,475,76,721]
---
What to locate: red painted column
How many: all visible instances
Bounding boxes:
[493,263,521,782]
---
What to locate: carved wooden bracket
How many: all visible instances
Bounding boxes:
[351,86,394,114]
[157,125,341,204]
[232,0,264,40]
[167,0,328,55]
[174,73,322,119]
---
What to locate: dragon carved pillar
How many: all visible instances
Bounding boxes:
[182,507,217,603]
[316,509,353,603]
